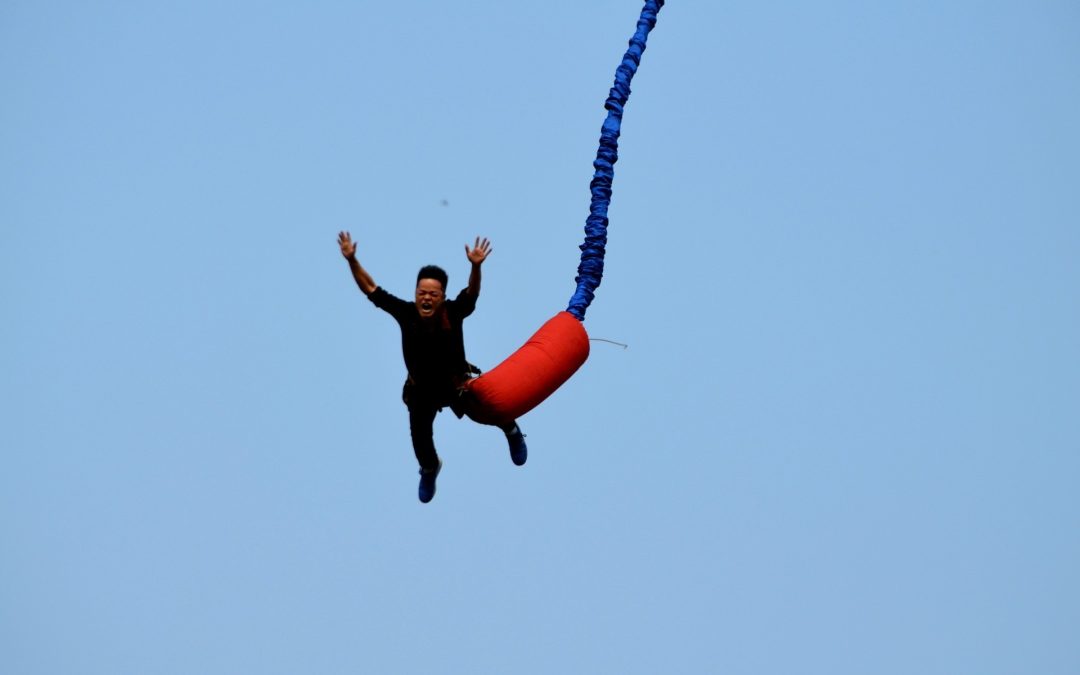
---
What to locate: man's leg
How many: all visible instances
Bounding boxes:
[408,404,440,473]
[408,404,443,503]
[501,420,528,467]
[455,390,528,466]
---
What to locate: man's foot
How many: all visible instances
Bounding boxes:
[418,459,442,503]
[506,425,527,466]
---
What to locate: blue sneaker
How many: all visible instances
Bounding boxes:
[506,425,528,466]
[418,459,442,503]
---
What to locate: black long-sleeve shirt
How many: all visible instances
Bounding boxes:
[367,286,476,396]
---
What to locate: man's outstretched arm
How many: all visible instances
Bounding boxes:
[464,236,492,297]
[339,231,377,295]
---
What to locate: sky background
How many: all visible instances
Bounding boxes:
[3,1,1079,673]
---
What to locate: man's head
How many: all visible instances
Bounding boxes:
[415,265,448,319]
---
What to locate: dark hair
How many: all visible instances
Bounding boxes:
[416,265,448,291]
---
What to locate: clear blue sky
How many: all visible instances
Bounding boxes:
[3,1,1079,673]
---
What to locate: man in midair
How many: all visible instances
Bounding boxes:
[338,231,527,503]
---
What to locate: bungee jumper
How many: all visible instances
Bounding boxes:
[339,0,663,503]
[338,232,527,503]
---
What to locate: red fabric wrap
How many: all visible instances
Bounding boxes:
[465,311,590,425]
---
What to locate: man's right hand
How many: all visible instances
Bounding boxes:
[338,231,357,259]
[338,230,377,295]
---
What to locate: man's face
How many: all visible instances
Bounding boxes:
[415,278,445,319]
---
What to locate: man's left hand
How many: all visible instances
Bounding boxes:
[465,237,492,265]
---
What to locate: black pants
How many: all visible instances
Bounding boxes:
[405,383,515,472]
